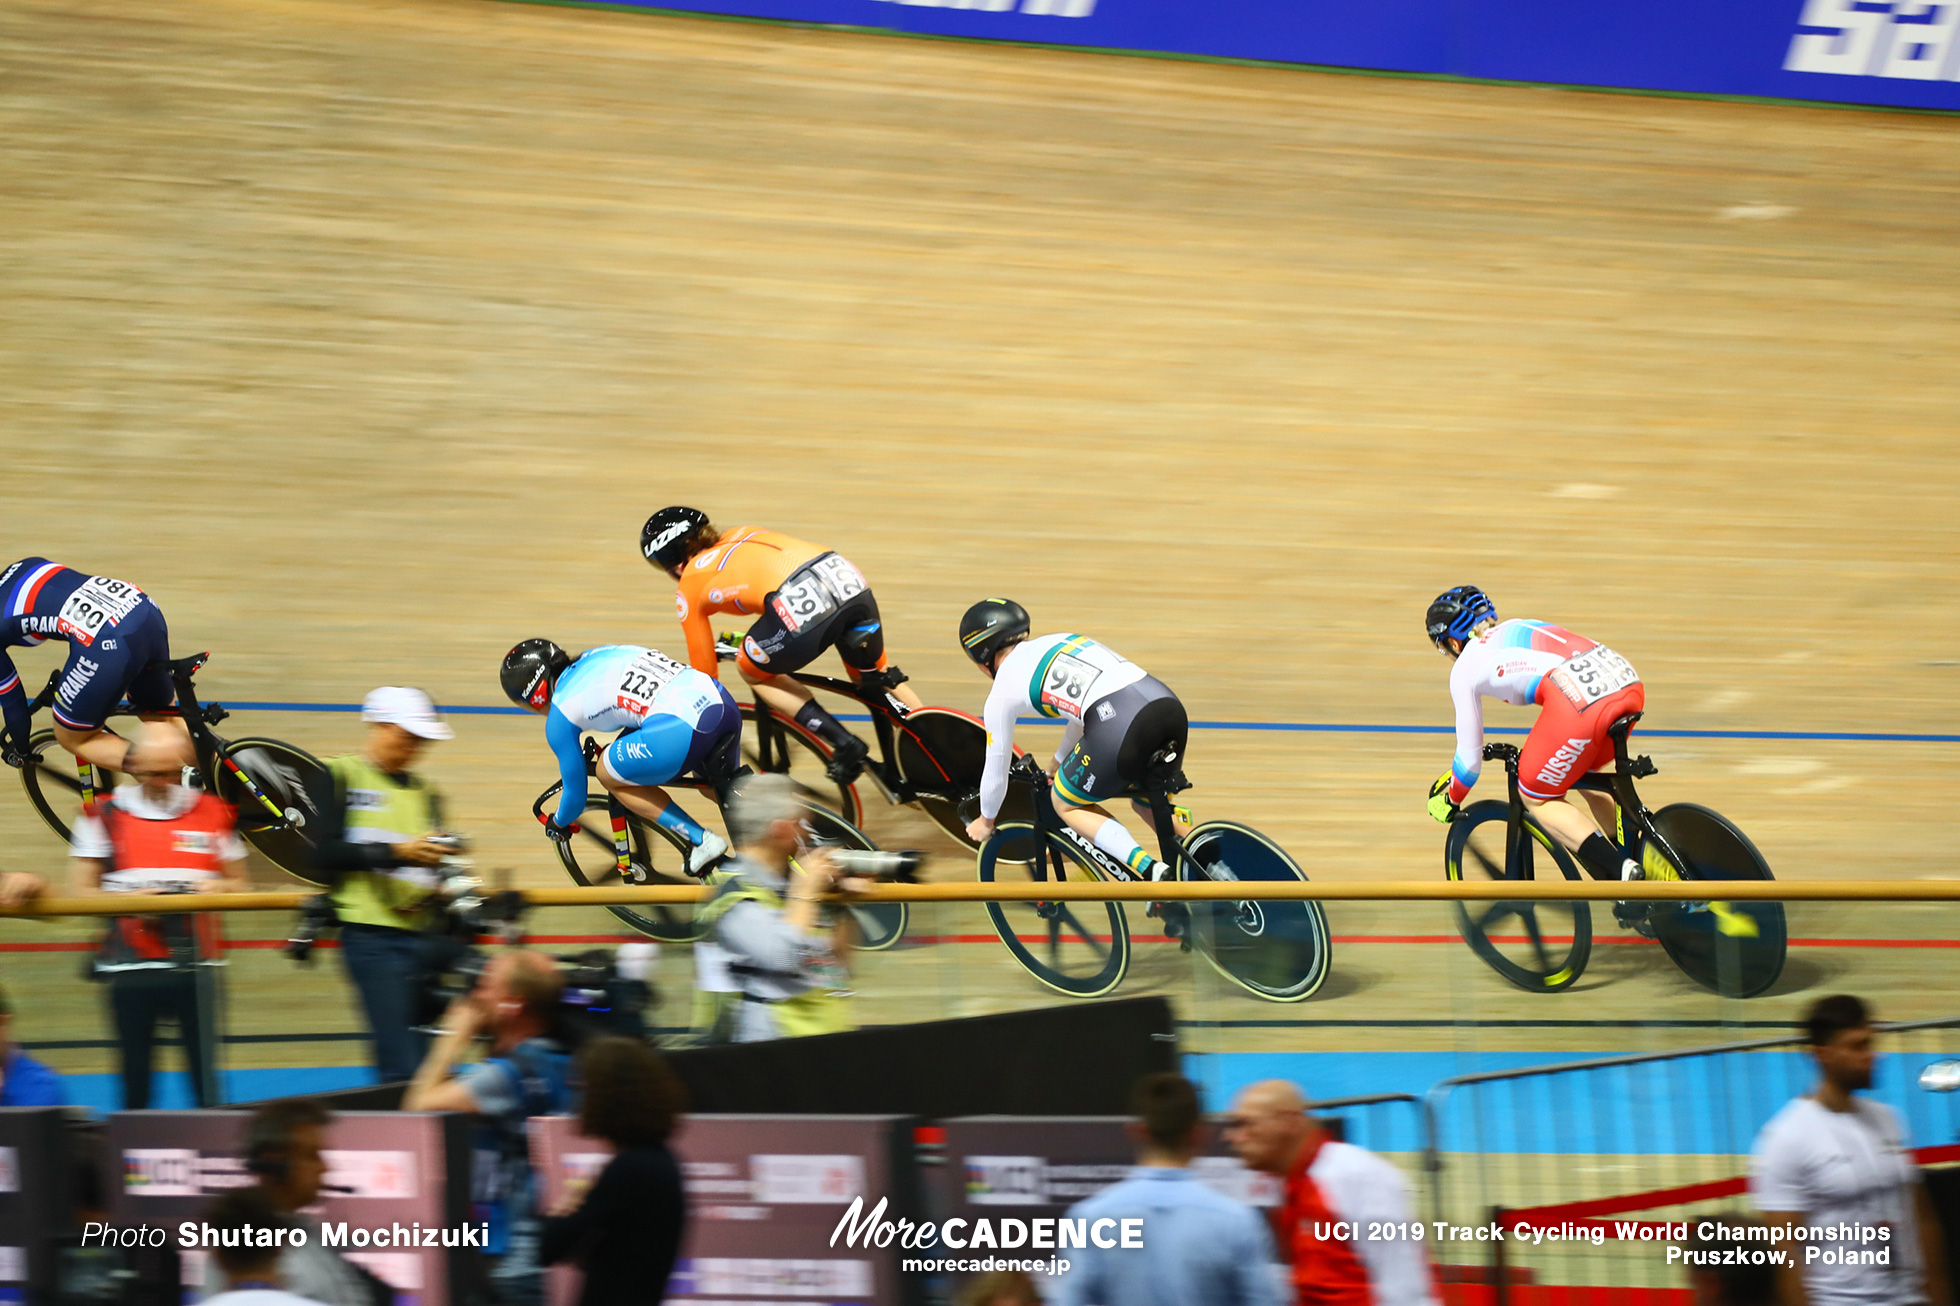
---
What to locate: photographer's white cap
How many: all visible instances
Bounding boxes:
[362,686,454,740]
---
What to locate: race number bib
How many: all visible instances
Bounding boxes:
[810,554,867,602]
[770,555,867,634]
[1039,651,1105,719]
[56,576,144,647]
[614,650,686,718]
[1552,646,1639,708]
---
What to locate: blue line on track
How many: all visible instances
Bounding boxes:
[218,701,1960,744]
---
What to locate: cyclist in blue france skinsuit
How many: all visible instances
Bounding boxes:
[0,557,181,775]
[500,640,739,877]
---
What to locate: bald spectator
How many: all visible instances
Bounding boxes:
[1225,1080,1438,1306]
[71,722,248,1107]
[404,950,571,1304]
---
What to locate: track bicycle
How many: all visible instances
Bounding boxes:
[14,654,328,881]
[975,753,1330,1001]
[530,736,907,949]
[716,636,1031,848]
[1443,712,1786,998]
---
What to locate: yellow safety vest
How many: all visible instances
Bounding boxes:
[696,870,855,1038]
[326,754,441,930]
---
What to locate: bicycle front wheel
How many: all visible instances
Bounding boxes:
[1445,801,1592,993]
[555,796,704,942]
[1646,803,1786,999]
[739,704,863,827]
[1180,821,1330,1002]
[20,729,89,843]
[216,738,328,883]
[977,822,1129,999]
[803,803,907,952]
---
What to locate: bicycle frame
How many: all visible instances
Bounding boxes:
[1011,754,1184,889]
[531,735,739,882]
[22,654,296,832]
[742,661,934,802]
[1487,715,1693,883]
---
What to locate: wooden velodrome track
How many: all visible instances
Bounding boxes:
[2,0,1957,1079]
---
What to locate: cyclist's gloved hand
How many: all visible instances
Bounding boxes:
[1427,772,1460,824]
[0,746,21,771]
[541,815,578,843]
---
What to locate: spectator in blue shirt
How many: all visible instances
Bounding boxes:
[1054,1073,1282,1306]
[0,980,64,1107]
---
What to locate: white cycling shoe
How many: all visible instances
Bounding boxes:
[686,830,731,878]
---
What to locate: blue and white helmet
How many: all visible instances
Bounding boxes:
[1425,586,1497,650]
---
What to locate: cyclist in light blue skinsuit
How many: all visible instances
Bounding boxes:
[499,639,740,877]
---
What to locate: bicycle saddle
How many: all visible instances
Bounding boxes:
[1607,712,1644,739]
[161,653,210,677]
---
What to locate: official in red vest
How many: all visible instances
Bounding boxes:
[70,723,248,1108]
[1225,1080,1440,1306]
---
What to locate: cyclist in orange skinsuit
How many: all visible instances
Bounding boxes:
[640,508,923,783]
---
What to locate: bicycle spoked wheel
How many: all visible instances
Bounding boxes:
[895,710,1033,849]
[803,803,907,951]
[1644,803,1786,999]
[739,704,862,827]
[20,729,90,843]
[1180,821,1330,1002]
[1445,801,1592,993]
[977,822,1128,998]
[556,796,704,942]
[215,738,328,883]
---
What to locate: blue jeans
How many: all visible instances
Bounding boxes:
[340,923,428,1083]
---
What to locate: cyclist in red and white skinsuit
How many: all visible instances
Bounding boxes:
[1423,587,1647,886]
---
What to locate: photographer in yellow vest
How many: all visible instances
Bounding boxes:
[697,772,871,1042]
[308,686,457,1083]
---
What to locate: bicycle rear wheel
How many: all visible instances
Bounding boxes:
[1645,803,1786,999]
[556,795,704,942]
[1445,801,1592,993]
[803,804,907,952]
[215,738,328,882]
[1179,821,1329,1002]
[20,728,90,842]
[977,822,1129,998]
[739,704,862,826]
[896,709,1032,848]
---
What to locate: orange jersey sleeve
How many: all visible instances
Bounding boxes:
[671,526,825,674]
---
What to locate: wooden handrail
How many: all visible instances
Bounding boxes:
[3,879,1958,916]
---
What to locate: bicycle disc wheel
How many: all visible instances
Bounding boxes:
[216,738,328,883]
[554,795,703,942]
[977,822,1128,998]
[738,704,862,826]
[1445,801,1592,993]
[1180,821,1330,1002]
[896,709,1032,849]
[803,803,907,951]
[1645,803,1786,999]
[20,728,89,843]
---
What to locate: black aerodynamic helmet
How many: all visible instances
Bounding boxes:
[1425,585,1498,650]
[959,598,1031,668]
[500,638,573,711]
[640,507,711,574]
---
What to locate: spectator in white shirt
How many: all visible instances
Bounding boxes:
[1751,995,1950,1306]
